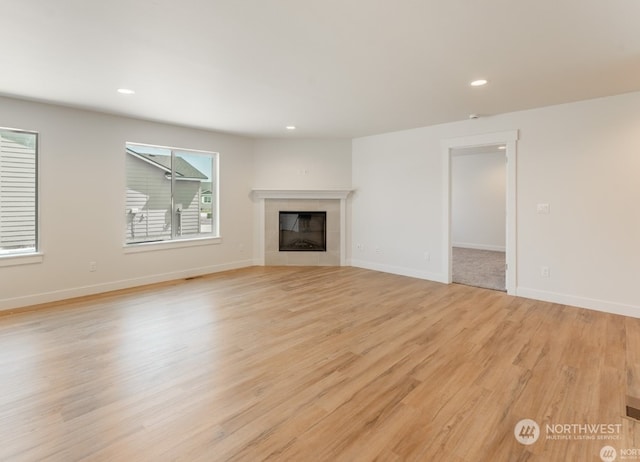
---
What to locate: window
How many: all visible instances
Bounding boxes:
[125,143,218,245]
[0,127,38,256]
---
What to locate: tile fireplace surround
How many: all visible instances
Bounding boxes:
[251,190,352,266]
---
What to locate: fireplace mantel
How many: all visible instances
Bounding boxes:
[251,189,352,200]
[252,189,353,266]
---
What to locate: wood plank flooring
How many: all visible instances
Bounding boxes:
[0,266,638,461]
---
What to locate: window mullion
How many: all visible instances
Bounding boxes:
[170,149,176,239]
[125,142,218,245]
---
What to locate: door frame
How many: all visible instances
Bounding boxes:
[441,130,519,294]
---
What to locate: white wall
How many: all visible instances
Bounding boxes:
[0,96,255,310]
[4,91,639,318]
[253,138,352,189]
[251,138,353,264]
[452,152,506,251]
[352,91,640,317]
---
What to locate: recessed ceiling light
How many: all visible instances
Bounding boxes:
[286,126,296,130]
[117,88,135,95]
[470,79,488,87]
[498,145,506,150]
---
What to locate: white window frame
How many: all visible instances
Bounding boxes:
[124,142,220,251]
[0,126,41,266]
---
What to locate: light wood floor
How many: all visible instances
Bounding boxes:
[1,266,638,461]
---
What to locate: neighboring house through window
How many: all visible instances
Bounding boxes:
[0,127,38,256]
[125,143,218,245]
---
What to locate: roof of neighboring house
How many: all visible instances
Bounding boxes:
[126,148,208,180]
[0,134,36,150]
[200,182,212,195]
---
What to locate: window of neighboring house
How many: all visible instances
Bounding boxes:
[0,127,38,256]
[125,142,218,245]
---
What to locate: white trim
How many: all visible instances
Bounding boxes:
[0,127,40,258]
[126,141,216,156]
[442,130,519,295]
[251,189,353,200]
[0,259,253,312]
[124,236,221,253]
[254,199,266,266]
[339,198,347,266]
[516,287,640,319]
[0,252,44,267]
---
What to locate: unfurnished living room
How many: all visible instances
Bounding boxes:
[1,1,639,461]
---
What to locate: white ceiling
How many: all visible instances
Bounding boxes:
[1,1,639,139]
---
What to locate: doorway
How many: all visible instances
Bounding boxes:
[441,130,518,295]
[451,146,506,291]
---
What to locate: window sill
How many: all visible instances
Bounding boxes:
[0,252,44,267]
[123,236,222,254]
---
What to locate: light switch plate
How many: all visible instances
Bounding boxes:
[537,203,550,214]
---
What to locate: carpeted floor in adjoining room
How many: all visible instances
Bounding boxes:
[452,247,506,291]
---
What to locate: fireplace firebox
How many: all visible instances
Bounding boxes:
[279,211,326,251]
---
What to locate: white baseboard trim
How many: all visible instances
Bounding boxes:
[352,261,640,319]
[0,259,254,312]
[7,261,637,321]
[516,287,640,319]
[452,242,506,252]
[350,259,448,284]
[252,257,264,265]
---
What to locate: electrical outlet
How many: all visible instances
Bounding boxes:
[424,251,430,261]
[540,266,550,278]
[356,243,364,251]
[89,261,97,272]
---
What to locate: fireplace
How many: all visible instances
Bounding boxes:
[279,211,326,251]
[251,189,352,266]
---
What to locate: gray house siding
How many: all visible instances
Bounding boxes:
[125,154,201,243]
[174,182,201,237]
[0,136,36,251]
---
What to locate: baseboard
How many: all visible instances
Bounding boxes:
[350,259,448,284]
[0,259,254,312]
[452,242,506,252]
[8,261,636,320]
[516,287,640,319]
[351,261,640,319]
